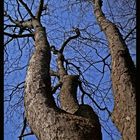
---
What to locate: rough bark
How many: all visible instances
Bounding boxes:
[56,52,79,114]
[24,18,102,140]
[92,0,136,139]
[60,75,79,114]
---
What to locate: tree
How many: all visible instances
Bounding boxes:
[91,0,136,139]
[4,0,136,140]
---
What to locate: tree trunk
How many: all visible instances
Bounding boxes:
[92,0,136,139]
[24,19,102,140]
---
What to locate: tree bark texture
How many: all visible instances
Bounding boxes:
[24,19,102,140]
[92,0,136,139]
[60,75,79,114]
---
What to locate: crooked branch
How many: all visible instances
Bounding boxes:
[59,28,80,53]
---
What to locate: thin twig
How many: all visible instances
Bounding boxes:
[124,26,136,41]
[78,80,111,116]
[19,118,27,140]
[4,32,33,38]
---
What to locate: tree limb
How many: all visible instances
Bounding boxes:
[59,28,80,53]
[36,0,44,20]
[16,0,24,21]
[50,45,67,79]
[18,0,34,18]
[4,32,33,38]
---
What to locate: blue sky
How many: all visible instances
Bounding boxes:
[4,0,135,140]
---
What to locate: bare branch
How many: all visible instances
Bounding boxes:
[50,45,67,79]
[124,26,136,41]
[57,53,67,79]
[36,0,44,20]
[14,19,33,29]
[18,132,34,139]
[4,11,33,29]
[4,32,33,38]
[16,0,24,21]
[4,11,18,24]
[4,38,14,46]
[18,0,34,18]
[4,24,17,30]
[78,80,111,116]
[59,28,80,53]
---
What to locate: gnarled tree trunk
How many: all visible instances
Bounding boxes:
[24,18,102,139]
[92,0,136,139]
